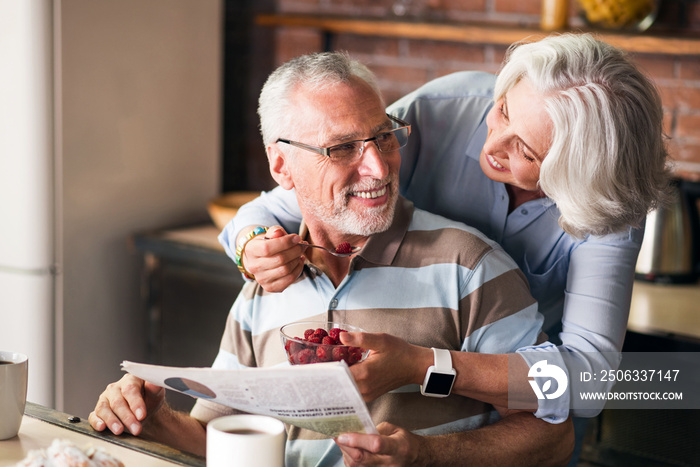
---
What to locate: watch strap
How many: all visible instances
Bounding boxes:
[432,348,452,372]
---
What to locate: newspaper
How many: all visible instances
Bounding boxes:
[121,360,377,437]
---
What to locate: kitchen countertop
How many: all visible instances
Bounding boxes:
[0,403,203,466]
[628,279,700,342]
[132,224,233,270]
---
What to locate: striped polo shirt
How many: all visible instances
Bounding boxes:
[192,196,543,466]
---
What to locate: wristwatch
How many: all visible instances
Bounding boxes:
[420,348,457,398]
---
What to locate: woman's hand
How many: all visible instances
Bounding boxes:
[241,226,305,293]
[342,332,432,402]
[335,422,427,467]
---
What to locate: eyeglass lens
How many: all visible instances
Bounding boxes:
[328,127,409,162]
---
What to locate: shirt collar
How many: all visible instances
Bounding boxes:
[359,196,413,266]
[465,115,490,162]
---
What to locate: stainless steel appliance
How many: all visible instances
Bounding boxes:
[636,179,700,283]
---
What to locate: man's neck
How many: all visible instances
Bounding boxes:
[305,248,353,288]
[302,224,366,289]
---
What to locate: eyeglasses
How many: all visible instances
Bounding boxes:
[276,114,411,164]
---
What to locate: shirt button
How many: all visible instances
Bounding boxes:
[330,298,338,309]
[521,208,528,215]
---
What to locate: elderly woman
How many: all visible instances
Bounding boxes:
[221,33,670,464]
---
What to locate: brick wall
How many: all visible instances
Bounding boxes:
[262,0,700,180]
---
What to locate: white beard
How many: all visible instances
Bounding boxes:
[298,177,398,236]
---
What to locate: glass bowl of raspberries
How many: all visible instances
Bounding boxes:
[280,321,369,366]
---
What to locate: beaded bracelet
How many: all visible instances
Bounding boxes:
[234,226,269,280]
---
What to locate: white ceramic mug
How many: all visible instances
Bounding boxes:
[206,414,285,467]
[0,351,28,440]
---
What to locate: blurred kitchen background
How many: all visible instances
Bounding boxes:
[1,0,699,465]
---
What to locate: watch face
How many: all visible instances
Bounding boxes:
[424,372,456,395]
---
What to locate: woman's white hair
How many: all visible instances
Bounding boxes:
[496,33,671,237]
[257,51,382,147]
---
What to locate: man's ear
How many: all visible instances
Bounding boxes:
[267,143,294,190]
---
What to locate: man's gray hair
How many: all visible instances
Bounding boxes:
[258,52,382,147]
[496,33,670,237]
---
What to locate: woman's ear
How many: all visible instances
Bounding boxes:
[267,143,294,190]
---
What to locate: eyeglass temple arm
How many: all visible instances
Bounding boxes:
[275,138,330,157]
[387,113,411,130]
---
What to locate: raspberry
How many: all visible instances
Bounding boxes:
[316,345,333,362]
[328,328,342,341]
[348,347,364,365]
[322,336,335,345]
[292,348,317,364]
[285,339,304,355]
[307,336,322,344]
[313,328,328,338]
[332,346,349,363]
[303,329,315,339]
[335,242,353,254]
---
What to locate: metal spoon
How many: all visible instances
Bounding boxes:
[301,242,361,257]
[263,237,360,257]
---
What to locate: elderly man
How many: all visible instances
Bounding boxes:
[89,52,573,466]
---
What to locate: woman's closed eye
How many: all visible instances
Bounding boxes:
[521,152,536,163]
[499,100,509,121]
[519,144,536,163]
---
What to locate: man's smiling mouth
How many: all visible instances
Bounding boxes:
[351,186,387,199]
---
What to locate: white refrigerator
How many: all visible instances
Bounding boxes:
[0,0,222,414]
[0,0,56,407]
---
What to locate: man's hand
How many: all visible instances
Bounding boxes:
[342,333,432,402]
[335,422,426,467]
[88,374,165,436]
[337,415,574,467]
[240,226,305,293]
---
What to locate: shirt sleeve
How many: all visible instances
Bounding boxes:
[517,227,642,422]
[218,186,303,261]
